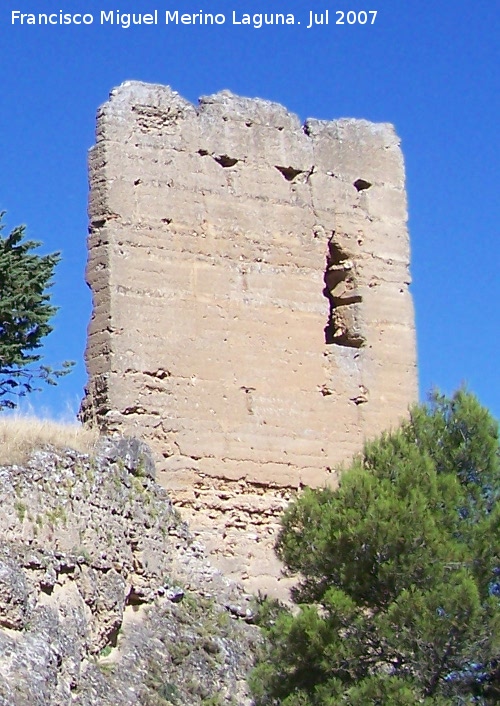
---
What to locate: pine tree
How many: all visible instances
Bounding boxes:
[251,391,500,705]
[0,213,72,409]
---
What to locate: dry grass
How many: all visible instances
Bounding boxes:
[0,416,99,466]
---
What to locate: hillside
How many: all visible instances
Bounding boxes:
[0,427,259,705]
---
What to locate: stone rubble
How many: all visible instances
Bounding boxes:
[0,439,258,705]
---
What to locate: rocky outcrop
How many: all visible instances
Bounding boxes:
[0,439,258,705]
[81,82,418,592]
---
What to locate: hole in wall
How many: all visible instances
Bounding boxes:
[275,165,303,182]
[353,178,372,192]
[302,122,312,137]
[323,236,364,348]
[214,154,239,168]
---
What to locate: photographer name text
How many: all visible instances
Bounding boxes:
[11,9,378,29]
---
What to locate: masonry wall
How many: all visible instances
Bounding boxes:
[81,82,418,594]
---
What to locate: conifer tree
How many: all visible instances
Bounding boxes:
[251,391,500,705]
[0,213,72,409]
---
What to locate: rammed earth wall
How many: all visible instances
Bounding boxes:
[81,82,418,594]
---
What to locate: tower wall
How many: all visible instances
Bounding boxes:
[81,82,418,593]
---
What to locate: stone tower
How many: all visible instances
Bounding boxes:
[81,81,417,594]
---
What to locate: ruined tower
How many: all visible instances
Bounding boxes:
[81,81,418,593]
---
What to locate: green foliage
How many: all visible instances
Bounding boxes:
[143,657,181,705]
[0,212,72,409]
[45,504,68,527]
[251,391,500,705]
[14,500,27,522]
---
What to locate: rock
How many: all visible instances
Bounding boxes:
[96,437,156,479]
[0,440,258,705]
[165,586,185,603]
[0,555,29,629]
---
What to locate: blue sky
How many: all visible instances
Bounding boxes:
[0,0,498,419]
